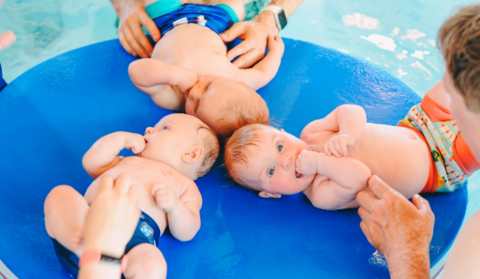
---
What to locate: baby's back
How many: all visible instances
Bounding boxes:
[152,24,239,78]
[85,156,194,233]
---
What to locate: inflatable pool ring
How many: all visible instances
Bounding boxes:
[0,39,467,278]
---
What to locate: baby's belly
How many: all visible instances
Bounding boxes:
[86,163,175,234]
[350,124,431,196]
[152,24,227,68]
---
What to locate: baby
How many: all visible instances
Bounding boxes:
[44,113,219,278]
[224,87,480,210]
[128,0,284,137]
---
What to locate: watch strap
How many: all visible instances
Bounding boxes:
[79,250,128,273]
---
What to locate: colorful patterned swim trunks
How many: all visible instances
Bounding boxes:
[398,94,480,193]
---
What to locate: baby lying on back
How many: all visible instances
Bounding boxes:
[224,85,480,209]
[128,0,284,137]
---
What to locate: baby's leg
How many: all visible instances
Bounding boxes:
[218,0,245,21]
[123,243,167,279]
[44,185,89,256]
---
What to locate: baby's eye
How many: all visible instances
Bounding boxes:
[162,126,169,130]
[277,143,283,152]
[206,82,213,89]
[268,166,275,177]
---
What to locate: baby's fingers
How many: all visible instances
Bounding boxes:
[328,141,341,157]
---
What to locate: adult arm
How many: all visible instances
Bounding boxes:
[79,174,140,279]
[356,175,434,279]
[110,0,161,58]
[441,210,480,279]
[220,0,304,68]
[82,132,145,179]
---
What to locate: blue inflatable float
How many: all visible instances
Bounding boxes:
[0,38,467,278]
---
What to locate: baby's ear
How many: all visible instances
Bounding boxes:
[258,191,281,199]
[181,145,204,163]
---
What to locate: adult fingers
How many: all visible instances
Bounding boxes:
[114,173,132,197]
[367,175,391,199]
[226,39,255,63]
[359,220,373,245]
[232,46,265,68]
[412,194,432,214]
[130,23,154,57]
[119,31,137,57]
[357,206,371,221]
[138,11,161,42]
[356,189,377,212]
[220,23,246,43]
[124,22,149,58]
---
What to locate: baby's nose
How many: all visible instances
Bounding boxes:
[282,155,291,170]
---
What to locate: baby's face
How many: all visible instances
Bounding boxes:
[234,126,316,195]
[140,113,205,164]
[185,75,259,135]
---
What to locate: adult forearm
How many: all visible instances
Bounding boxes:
[387,251,430,279]
[268,0,304,18]
[110,0,143,18]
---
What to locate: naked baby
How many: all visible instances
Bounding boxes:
[224,85,480,210]
[44,113,219,278]
[128,0,284,137]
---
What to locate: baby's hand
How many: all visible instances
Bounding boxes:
[152,184,179,213]
[125,133,146,155]
[324,134,355,157]
[296,149,319,176]
[267,36,285,57]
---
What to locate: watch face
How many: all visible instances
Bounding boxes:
[278,10,287,29]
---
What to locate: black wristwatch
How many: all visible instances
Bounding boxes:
[263,5,288,31]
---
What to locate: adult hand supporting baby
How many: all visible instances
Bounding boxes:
[356,175,434,279]
[111,0,161,58]
[79,174,140,279]
[220,0,304,68]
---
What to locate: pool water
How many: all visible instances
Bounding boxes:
[0,0,478,277]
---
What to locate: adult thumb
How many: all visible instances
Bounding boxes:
[412,194,431,212]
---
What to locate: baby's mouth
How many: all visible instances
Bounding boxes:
[295,171,303,179]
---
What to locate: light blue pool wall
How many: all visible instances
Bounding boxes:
[0,0,479,272]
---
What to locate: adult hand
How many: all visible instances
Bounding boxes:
[220,12,278,68]
[0,30,16,52]
[83,174,140,258]
[356,175,434,279]
[114,0,161,58]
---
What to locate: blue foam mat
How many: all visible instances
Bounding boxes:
[0,39,467,278]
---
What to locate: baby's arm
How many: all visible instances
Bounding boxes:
[82,132,145,179]
[301,104,367,157]
[152,182,202,241]
[237,36,285,90]
[128,59,197,111]
[297,150,371,210]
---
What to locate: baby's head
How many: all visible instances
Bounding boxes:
[184,75,269,138]
[224,123,316,198]
[140,113,220,180]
